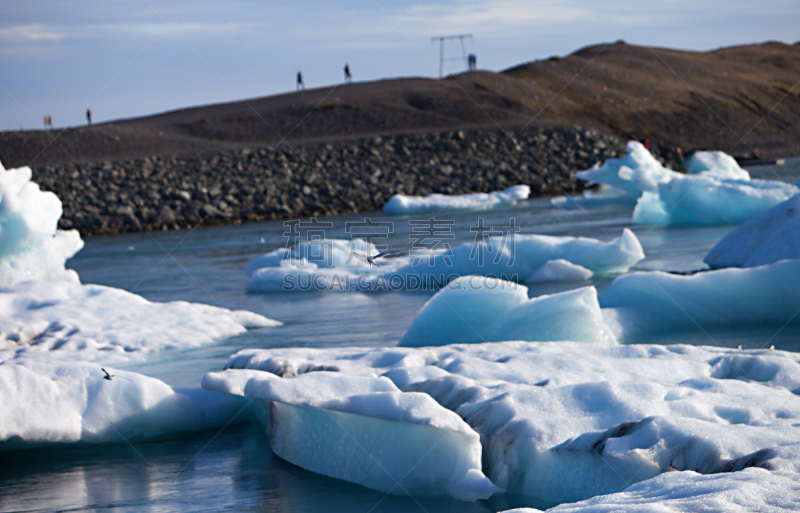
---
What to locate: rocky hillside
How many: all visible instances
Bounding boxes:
[1,41,798,169]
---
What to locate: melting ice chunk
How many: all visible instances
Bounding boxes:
[202,370,500,501]
[599,259,800,340]
[0,359,253,450]
[382,185,530,215]
[704,193,800,268]
[245,229,644,293]
[0,280,280,362]
[0,160,84,288]
[555,142,798,226]
[398,276,617,347]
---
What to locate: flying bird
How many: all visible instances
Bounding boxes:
[102,368,133,382]
[350,249,403,266]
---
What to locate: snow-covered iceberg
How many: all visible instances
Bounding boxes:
[0,280,279,362]
[571,141,682,201]
[245,229,644,292]
[686,150,751,181]
[202,369,499,501]
[704,193,800,269]
[0,359,254,451]
[0,160,84,288]
[395,258,800,345]
[399,276,616,347]
[500,467,800,512]
[599,258,800,340]
[219,342,800,507]
[383,185,529,215]
[554,142,798,226]
[633,175,798,226]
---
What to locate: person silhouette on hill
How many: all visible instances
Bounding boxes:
[297,71,305,91]
[344,64,351,83]
[86,108,92,126]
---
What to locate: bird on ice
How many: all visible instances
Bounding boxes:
[350,249,403,266]
[102,368,132,382]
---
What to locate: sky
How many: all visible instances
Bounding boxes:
[1,0,798,131]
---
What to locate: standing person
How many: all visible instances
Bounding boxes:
[297,71,304,91]
[86,108,92,125]
[344,64,351,83]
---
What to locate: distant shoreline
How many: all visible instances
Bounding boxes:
[32,126,627,237]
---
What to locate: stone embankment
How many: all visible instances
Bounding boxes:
[31,127,627,236]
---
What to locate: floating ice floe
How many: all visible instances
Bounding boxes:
[0,280,279,362]
[245,229,643,292]
[394,257,800,345]
[0,160,84,288]
[704,193,800,269]
[500,467,800,512]
[202,369,499,501]
[0,359,254,451]
[632,175,798,226]
[686,150,751,181]
[398,277,616,347]
[553,142,799,226]
[599,258,800,340]
[216,342,800,507]
[382,185,530,215]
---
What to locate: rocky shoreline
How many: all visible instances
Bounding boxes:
[32,126,629,236]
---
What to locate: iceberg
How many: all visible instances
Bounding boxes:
[553,143,798,226]
[382,185,529,215]
[704,193,800,269]
[245,229,644,292]
[0,160,84,288]
[524,259,593,283]
[400,258,800,345]
[572,142,682,201]
[686,150,751,181]
[398,276,616,347]
[0,280,279,362]
[0,358,254,451]
[632,175,798,226]
[220,341,800,507]
[599,259,800,340]
[202,369,499,501]
[500,468,800,512]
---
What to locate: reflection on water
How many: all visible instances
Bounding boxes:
[0,424,498,513]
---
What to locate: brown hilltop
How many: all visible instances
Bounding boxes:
[2,40,799,168]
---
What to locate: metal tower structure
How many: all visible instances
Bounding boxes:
[431,34,473,78]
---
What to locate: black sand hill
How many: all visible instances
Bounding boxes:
[1,41,798,236]
[2,41,799,168]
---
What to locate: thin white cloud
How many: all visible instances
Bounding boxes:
[0,24,62,41]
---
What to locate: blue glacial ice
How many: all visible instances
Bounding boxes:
[633,175,798,226]
[704,192,800,269]
[553,142,798,225]
[398,276,616,347]
[0,160,84,288]
[383,185,530,215]
[202,369,499,501]
[396,255,800,345]
[245,229,644,292]
[219,342,800,508]
[599,258,800,340]
[0,358,254,451]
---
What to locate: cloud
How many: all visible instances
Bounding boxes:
[0,24,62,41]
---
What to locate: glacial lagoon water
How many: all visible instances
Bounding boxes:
[3,157,799,512]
